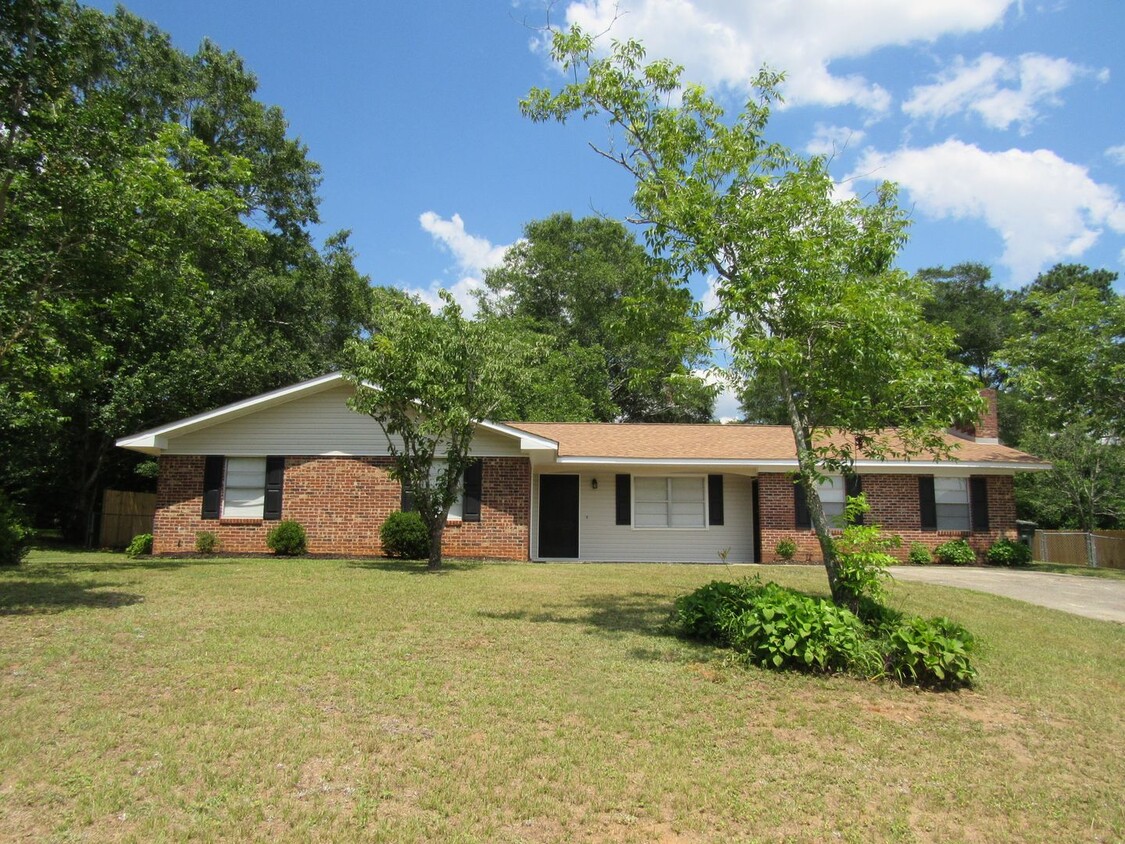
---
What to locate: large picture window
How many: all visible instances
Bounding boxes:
[633,476,706,529]
[223,457,266,519]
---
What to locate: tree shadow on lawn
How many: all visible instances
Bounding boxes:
[346,558,485,576]
[479,590,677,638]
[20,555,235,576]
[0,578,143,615]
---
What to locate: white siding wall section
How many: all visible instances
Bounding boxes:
[165,386,523,457]
[533,471,756,563]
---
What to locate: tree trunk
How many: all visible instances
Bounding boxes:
[780,371,845,604]
[427,521,445,571]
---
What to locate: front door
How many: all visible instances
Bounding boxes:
[539,474,580,558]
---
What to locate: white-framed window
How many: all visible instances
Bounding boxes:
[935,476,970,531]
[818,476,846,522]
[633,476,707,529]
[403,460,465,520]
[223,457,266,519]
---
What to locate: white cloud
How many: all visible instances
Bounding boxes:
[806,124,866,158]
[851,140,1125,282]
[1107,144,1125,165]
[399,212,513,315]
[559,0,1016,112]
[903,52,1104,132]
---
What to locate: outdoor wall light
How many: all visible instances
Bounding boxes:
[591,478,598,490]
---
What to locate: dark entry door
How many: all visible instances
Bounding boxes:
[539,475,580,558]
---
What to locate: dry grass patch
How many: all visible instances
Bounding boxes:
[1,552,1122,842]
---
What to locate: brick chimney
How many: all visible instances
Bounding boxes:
[952,388,999,444]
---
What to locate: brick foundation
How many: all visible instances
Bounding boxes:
[757,472,1017,564]
[153,455,531,560]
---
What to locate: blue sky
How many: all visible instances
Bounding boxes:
[89,1,1124,415]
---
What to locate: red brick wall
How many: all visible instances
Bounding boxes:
[757,472,1018,564]
[153,455,530,560]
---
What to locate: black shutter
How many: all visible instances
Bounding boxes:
[919,476,937,531]
[400,480,414,512]
[615,474,631,526]
[846,474,864,525]
[202,455,224,520]
[708,474,724,526]
[463,459,483,522]
[794,482,810,529]
[970,476,990,531]
[264,456,285,520]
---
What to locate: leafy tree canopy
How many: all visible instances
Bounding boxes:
[480,212,713,422]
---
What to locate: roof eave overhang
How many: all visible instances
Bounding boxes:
[550,456,1050,472]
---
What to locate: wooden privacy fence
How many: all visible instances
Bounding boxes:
[1033,530,1125,570]
[99,490,157,548]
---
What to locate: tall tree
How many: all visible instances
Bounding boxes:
[480,212,713,421]
[522,28,981,606]
[0,1,369,540]
[343,290,543,570]
[917,263,1015,387]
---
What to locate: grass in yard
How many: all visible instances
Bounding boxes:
[1028,562,1125,580]
[2,551,1122,842]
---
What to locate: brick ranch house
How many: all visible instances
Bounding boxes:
[117,373,1048,563]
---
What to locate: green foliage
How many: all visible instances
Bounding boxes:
[522,26,984,607]
[379,511,430,560]
[933,539,976,566]
[672,579,760,644]
[674,578,977,689]
[0,494,32,566]
[343,289,543,570]
[0,2,368,542]
[774,538,797,561]
[723,584,881,675]
[195,531,218,555]
[907,542,933,566]
[479,212,713,422]
[266,521,306,556]
[125,533,153,558]
[831,495,899,608]
[986,537,1032,567]
[884,616,977,690]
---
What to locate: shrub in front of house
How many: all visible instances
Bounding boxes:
[380,510,429,559]
[195,531,218,555]
[986,537,1032,567]
[774,538,797,561]
[266,520,307,556]
[933,539,976,566]
[884,616,977,690]
[125,533,153,558]
[0,494,32,566]
[672,578,759,644]
[907,542,932,565]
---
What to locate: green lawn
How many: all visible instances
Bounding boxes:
[2,551,1122,843]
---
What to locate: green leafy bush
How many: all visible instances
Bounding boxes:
[724,584,881,675]
[266,520,307,556]
[885,616,977,690]
[672,578,760,644]
[907,542,932,565]
[832,495,898,607]
[933,539,976,566]
[774,538,797,561]
[195,531,218,555]
[125,533,153,558]
[0,494,32,566]
[986,537,1032,567]
[380,511,429,559]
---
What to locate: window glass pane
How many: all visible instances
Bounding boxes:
[934,477,968,504]
[633,476,705,528]
[669,476,703,501]
[634,477,667,502]
[936,504,970,531]
[822,502,846,520]
[818,476,845,503]
[224,457,265,518]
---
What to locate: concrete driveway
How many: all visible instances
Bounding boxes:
[890,566,1125,623]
